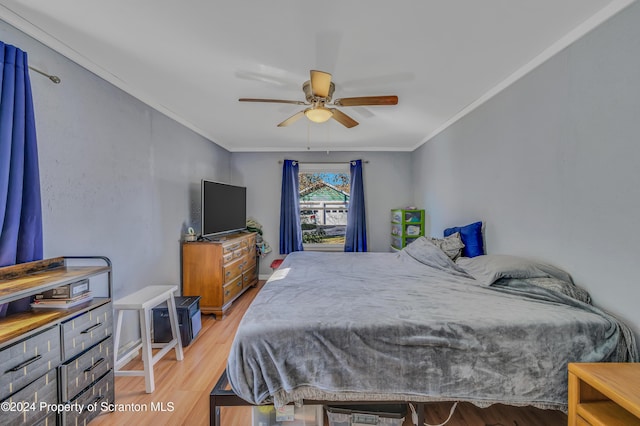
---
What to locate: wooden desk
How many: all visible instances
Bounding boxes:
[568,362,640,426]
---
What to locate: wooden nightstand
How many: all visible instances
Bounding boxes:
[568,362,640,426]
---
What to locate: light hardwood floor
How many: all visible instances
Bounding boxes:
[91,281,567,426]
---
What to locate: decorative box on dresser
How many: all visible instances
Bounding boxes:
[182,232,257,318]
[0,256,114,426]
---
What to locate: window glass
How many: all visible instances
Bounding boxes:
[298,164,350,248]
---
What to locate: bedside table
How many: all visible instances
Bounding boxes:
[568,362,640,426]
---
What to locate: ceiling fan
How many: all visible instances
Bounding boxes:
[239,70,398,128]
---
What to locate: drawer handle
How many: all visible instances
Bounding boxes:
[225,271,231,277]
[237,281,242,287]
[224,290,230,296]
[91,394,106,405]
[84,357,105,373]
[6,355,42,373]
[81,322,103,334]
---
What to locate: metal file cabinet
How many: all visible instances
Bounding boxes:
[0,257,114,425]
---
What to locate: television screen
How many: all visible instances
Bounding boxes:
[201,180,247,237]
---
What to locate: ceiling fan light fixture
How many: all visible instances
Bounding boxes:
[304,107,333,123]
[240,69,397,128]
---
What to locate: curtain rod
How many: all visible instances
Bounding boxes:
[278,160,368,164]
[28,65,61,84]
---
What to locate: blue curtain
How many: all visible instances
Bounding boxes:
[345,159,367,252]
[279,159,303,254]
[0,41,43,268]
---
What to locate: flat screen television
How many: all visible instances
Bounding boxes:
[201,180,247,237]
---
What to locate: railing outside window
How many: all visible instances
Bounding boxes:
[300,202,348,246]
[298,168,350,250]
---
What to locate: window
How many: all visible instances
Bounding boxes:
[298,163,350,250]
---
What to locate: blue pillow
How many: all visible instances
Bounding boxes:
[444,221,484,258]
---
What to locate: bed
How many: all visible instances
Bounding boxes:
[225,237,637,415]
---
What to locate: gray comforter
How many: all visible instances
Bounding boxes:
[227,247,637,411]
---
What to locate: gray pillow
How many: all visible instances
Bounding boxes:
[400,237,455,267]
[426,232,465,261]
[456,254,574,286]
[399,237,469,276]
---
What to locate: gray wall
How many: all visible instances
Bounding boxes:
[412,3,640,341]
[231,151,413,276]
[1,20,233,351]
[7,2,637,356]
[1,18,415,348]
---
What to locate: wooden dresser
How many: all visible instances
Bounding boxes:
[0,256,114,426]
[568,362,640,426]
[182,232,257,318]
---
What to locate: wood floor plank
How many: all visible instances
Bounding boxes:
[91,280,567,426]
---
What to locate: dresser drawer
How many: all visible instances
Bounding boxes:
[0,326,60,401]
[33,412,57,426]
[222,257,244,283]
[238,255,254,275]
[61,303,112,361]
[223,248,245,263]
[223,275,244,305]
[222,240,242,254]
[62,370,114,426]
[243,265,257,288]
[0,369,57,426]
[233,248,245,260]
[60,336,113,402]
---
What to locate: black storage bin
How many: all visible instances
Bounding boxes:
[325,404,407,426]
[153,296,202,346]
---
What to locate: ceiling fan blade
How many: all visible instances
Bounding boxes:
[310,70,332,98]
[239,98,307,105]
[277,111,305,127]
[329,108,358,128]
[334,95,398,107]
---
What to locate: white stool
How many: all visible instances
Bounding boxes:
[113,285,184,393]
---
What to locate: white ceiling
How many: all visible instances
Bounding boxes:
[0,1,634,152]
